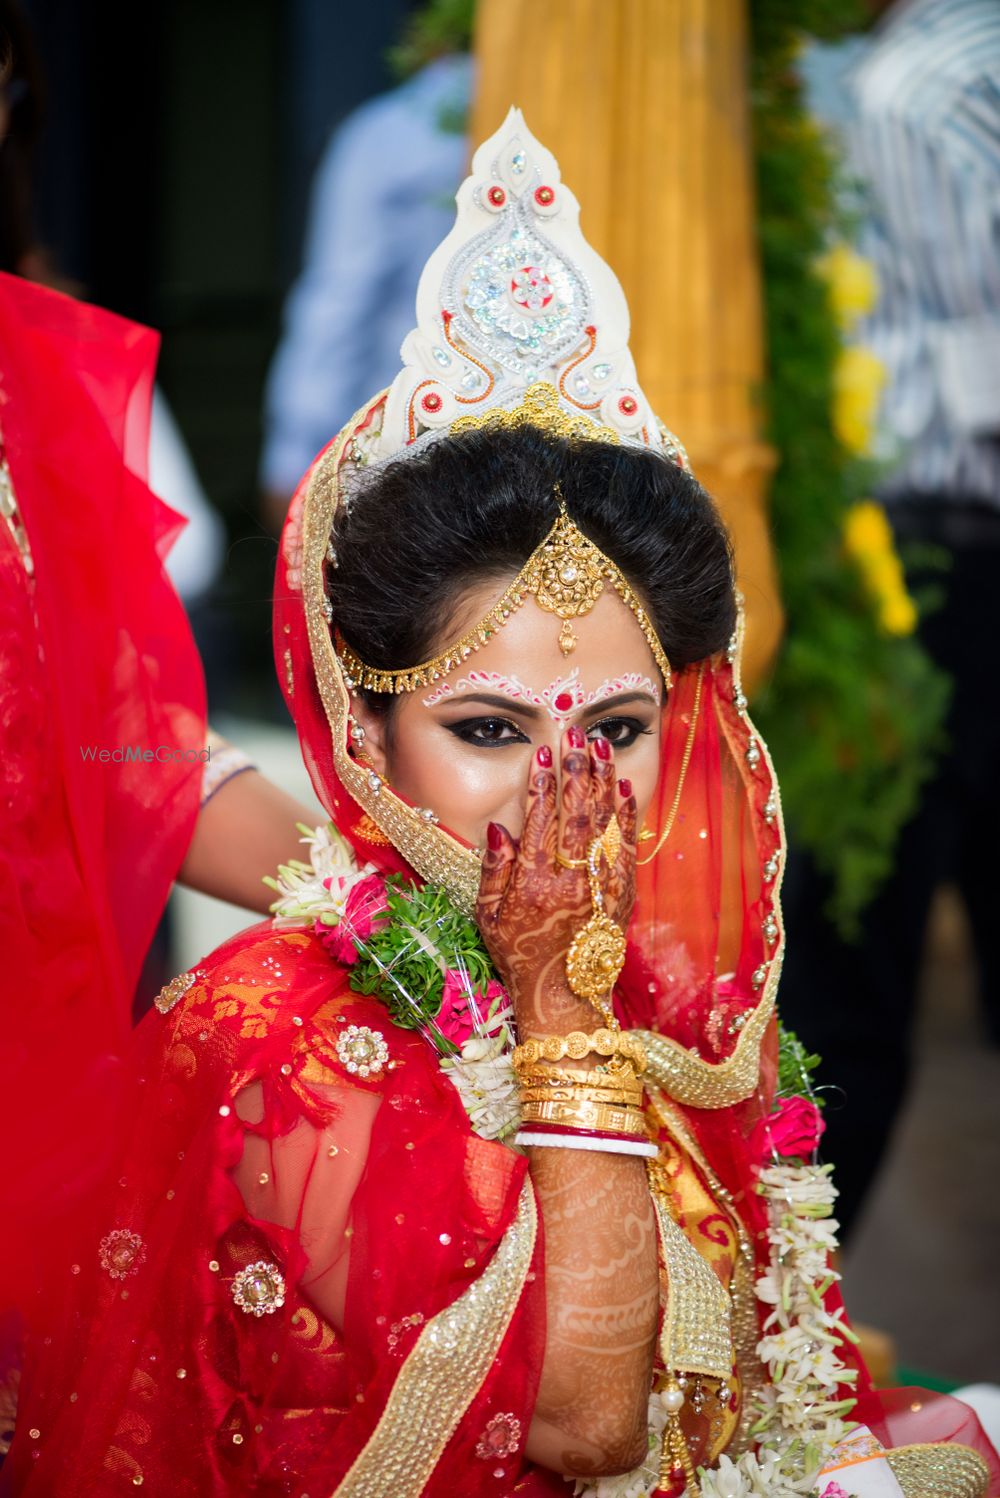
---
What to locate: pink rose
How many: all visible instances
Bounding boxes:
[820,1484,851,1498]
[751,1095,825,1164]
[436,970,507,1049]
[314,874,388,967]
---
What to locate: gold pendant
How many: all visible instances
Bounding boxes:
[565,912,626,1005]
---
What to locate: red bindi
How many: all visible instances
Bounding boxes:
[554,692,574,712]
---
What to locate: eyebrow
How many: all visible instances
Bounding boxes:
[431,690,659,718]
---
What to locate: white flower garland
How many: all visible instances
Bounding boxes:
[438,1008,521,1143]
[751,1163,859,1477]
[264,821,378,926]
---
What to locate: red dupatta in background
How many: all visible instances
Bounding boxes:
[0,273,205,1292]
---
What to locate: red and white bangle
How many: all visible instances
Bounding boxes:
[515,1130,659,1158]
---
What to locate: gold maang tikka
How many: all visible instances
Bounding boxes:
[335,485,673,694]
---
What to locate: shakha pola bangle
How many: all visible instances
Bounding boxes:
[516,1130,659,1159]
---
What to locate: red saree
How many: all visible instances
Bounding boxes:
[8,920,546,1495]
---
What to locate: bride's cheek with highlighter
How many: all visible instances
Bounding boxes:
[389,722,534,846]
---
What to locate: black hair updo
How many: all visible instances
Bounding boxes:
[327,423,735,710]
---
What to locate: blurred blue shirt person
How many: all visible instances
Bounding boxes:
[802,0,1000,509]
[261,55,473,504]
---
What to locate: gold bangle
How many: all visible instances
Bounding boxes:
[512,1029,647,1073]
[517,1058,644,1087]
[518,1084,644,1108]
[520,1097,650,1136]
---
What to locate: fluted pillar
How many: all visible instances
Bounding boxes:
[471,0,783,692]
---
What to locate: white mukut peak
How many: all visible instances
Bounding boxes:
[372,107,686,466]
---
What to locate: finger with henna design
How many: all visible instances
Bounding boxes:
[518,743,558,868]
[589,735,616,838]
[476,818,516,934]
[557,725,594,870]
[604,778,638,924]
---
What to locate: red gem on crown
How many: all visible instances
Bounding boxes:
[487,185,507,207]
[534,185,555,206]
[618,395,639,416]
[421,392,443,413]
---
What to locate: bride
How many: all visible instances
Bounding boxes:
[6,113,996,1498]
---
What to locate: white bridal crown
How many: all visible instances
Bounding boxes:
[331,106,685,696]
[363,107,688,468]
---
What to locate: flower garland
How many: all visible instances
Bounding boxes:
[269,829,863,1495]
[266,823,521,1141]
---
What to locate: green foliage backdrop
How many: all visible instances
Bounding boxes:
[749,2,949,935]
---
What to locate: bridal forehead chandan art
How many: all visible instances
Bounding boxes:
[421,669,662,717]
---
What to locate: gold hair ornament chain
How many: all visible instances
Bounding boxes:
[335,491,672,693]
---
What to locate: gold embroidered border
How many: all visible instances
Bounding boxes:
[648,1170,733,1382]
[633,980,774,1112]
[886,1442,989,1498]
[303,399,486,916]
[646,1089,765,1453]
[332,1180,538,1497]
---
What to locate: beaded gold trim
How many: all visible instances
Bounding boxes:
[632,974,776,1111]
[648,1159,734,1380]
[336,503,673,694]
[646,1091,763,1457]
[886,1442,989,1498]
[303,397,485,915]
[450,378,617,444]
[334,1181,537,1497]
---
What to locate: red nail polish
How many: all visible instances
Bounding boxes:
[537,744,553,768]
[486,822,503,851]
[618,778,632,798]
[567,726,585,749]
[593,736,611,761]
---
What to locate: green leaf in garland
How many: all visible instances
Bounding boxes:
[776,1020,824,1105]
[348,876,501,1033]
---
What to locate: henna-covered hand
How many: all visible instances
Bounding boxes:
[475,729,638,1036]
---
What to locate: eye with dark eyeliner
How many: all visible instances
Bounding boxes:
[442,714,653,749]
[443,716,530,746]
[587,716,653,749]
